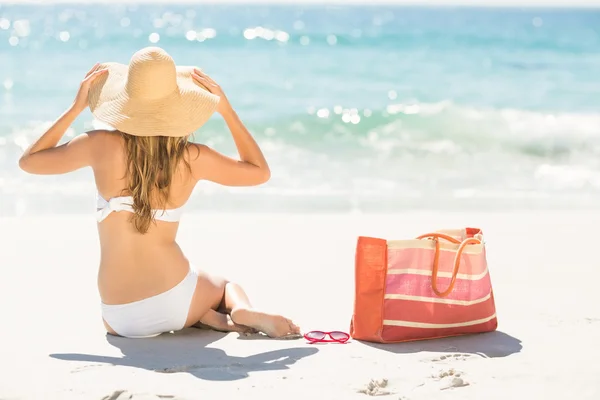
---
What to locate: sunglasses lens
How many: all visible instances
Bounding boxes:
[305,331,326,340]
[330,331,349,341]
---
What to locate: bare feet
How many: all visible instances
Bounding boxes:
[194,309,256,334]
[230,308,301,338]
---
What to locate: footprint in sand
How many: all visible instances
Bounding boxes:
[72,363,108,373]
[430,353,472,362]
[156,365,196,373]
[429,368,470,391]
[440,376,469,391]
[357,378,393,396]
[101,391,177,400]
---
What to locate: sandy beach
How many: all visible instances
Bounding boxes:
[0,211,598,399]
[2,0,600,398]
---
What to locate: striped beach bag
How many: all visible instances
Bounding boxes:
[350,228,497,343]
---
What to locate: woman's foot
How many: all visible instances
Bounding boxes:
[194,309,256,334]
[230,308,301,338]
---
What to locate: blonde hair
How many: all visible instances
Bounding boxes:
[121,133,190,234]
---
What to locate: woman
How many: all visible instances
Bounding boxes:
[18,46,301,339]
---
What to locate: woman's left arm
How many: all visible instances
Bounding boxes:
[18,64,107,175]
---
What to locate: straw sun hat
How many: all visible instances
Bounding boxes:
[88,46,220,137]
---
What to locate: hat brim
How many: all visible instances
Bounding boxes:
[88,62,220,137]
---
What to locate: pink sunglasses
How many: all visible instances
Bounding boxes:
[304,330,350,343]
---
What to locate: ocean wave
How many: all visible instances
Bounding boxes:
[244,101,600,162]
[2,102,600,215]
[4,102,600,171]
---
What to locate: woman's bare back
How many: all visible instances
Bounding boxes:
[93,130,199,305]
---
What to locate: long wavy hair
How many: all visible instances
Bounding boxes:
[121,132,191,234]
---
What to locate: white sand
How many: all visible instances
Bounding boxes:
[0,211,599,399]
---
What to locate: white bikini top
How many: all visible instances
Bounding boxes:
[96,193,184,223]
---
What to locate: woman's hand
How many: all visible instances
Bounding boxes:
[192,68,232,115]
[72,63,107,114]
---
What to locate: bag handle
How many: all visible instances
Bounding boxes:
[416,232,482,297]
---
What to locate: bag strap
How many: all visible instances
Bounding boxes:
[416,232,482,297]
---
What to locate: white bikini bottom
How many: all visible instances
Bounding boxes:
[101,268,198,338]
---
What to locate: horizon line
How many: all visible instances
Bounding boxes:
[1,0,600,7]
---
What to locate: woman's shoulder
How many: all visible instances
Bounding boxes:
[85,129,124,148]
[85,130,125,163]
[86,129,121,139]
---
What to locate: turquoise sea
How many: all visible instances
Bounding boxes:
[1,4,600,215]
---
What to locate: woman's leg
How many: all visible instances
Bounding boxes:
[230,307,301,338]
[184,270,229,328]
[185,270,301,338]
[223,282,301,338]
[219,282,252,313]
[193,309,255,333]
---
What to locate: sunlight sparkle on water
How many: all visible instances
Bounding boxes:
[13,19,30,37]
[317,108,330,118]
[186,28,217,42]
[3,79,13,91]
[149,32,160,43]
[340,108,361,124]
[243,27,289,42]
[276,31,290,42]
[59,31,70,42]
[185,30,197,41]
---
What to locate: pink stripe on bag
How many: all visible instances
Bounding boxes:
[388,247,487,276]
[385,273,492,301]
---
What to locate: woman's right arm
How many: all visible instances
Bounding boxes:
[189,70,270,187]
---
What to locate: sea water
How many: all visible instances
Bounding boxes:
[1,4,600,215]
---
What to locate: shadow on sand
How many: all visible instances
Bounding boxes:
[360,330,522,358]
[50,328,319,381]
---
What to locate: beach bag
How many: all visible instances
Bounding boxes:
[350,228,497,343]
